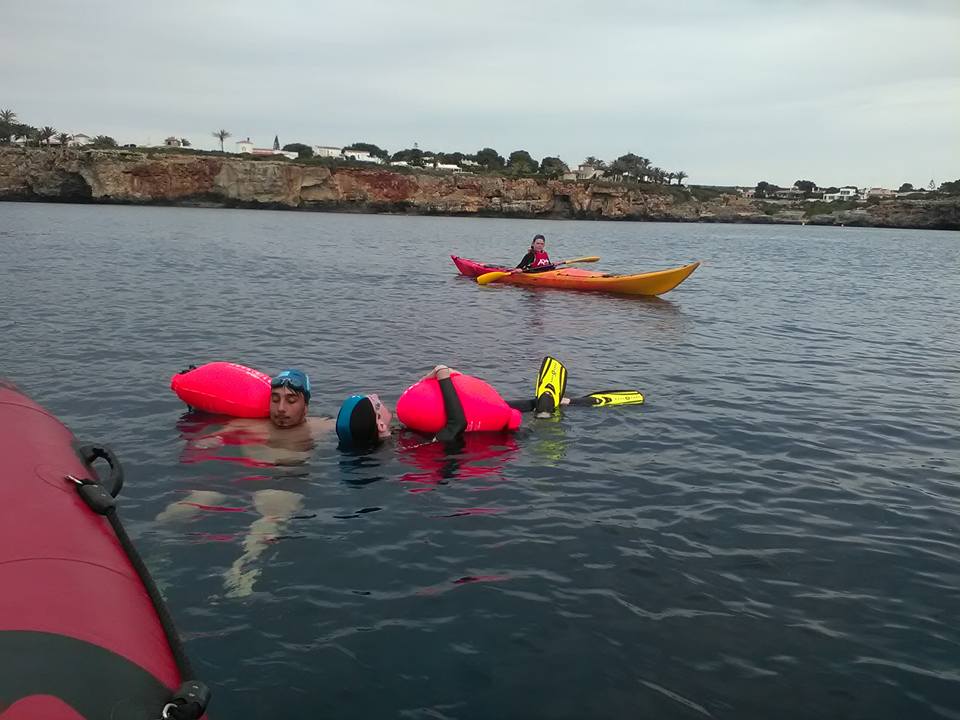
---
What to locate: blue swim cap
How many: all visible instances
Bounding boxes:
[271,369,311,403]
[336,395,378,448]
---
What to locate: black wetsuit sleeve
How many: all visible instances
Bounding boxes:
[506,397,536,412]
[516,251,535,270]
[435,376,467,445]
[524,260,556,274]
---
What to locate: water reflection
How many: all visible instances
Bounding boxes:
[394,431,520,491]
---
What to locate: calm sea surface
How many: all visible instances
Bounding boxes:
[2,202,959,719]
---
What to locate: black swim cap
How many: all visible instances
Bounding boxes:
[336,395,379,448]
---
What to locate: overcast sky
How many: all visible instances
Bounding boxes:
[4,0,958,188]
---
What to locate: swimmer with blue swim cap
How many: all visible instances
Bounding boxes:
[269,369,312,429]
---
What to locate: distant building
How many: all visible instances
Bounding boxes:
[823,187,859,202]
[312,145,342,158]
[865,187,895,199]
[773,188,804,200]
[342,149,380,163]
[163,136,182,147]
[562,164,605,181]
[68,133,93,147]
[235,137,297,159]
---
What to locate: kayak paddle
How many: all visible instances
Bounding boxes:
[476,256,601,285]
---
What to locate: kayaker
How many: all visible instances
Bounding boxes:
[516,234,553,271]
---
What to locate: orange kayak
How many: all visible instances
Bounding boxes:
[452,256,700,296]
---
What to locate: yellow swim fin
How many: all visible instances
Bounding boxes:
[574,390,645,407]
[535,356,568,414]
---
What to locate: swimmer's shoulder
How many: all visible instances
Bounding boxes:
[308,416,336,434]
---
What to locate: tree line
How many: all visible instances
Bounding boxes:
[4,107,695,185]
[755,178,960,197]
[274,140,688,184]
[0,109,119,149]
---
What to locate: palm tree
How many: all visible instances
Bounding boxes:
[39,126,56,146]
[56,132,71,147]
[180,138,191,147]
[212,129,231,152]
[0,108,17,141]
[675,170,688,186]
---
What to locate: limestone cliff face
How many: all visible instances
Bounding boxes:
[1,147,957,230]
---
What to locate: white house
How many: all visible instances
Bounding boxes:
[342,149,380,163]
[68,133,93,147]
[823,186,859,202]
[562,163,605,181]
[312,145,342,158]
[865,187,895,199]
[434,163,462,172]
[235,137,297,159]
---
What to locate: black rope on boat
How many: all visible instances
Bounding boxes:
[70,443,211,720]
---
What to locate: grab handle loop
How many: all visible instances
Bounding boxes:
[162,681,211,719]
[75,443,124,497]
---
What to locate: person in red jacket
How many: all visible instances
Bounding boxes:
[516,234,553,270]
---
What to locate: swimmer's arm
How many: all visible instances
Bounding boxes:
[434,369,467,445]
[189,417,257,448]
[506,397,571,412]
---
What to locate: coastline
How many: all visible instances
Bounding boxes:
[2,147,958,230]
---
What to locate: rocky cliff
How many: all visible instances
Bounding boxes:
[1,147,957,230]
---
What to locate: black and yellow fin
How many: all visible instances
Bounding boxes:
[574,390,645,407]
[535,356,568,414]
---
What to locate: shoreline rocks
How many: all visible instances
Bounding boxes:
[1,147,957,230]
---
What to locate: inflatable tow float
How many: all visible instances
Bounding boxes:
[170,362,271,418]
[396,371,522,435]
[0,380,209,720]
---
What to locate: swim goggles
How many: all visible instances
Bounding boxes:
[270,369,311,403]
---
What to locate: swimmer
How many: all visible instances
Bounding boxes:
[190,369,334,465]
[335,360,574,450]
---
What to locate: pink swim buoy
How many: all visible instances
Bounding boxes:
[396,372,522,435]
[170,362,271,418]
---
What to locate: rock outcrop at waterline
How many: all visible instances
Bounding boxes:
[1,147,957,230]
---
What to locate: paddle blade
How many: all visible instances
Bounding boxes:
[578,390,645,407]
[476,271,511,285]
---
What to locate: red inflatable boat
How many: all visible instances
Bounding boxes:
[0,380,208,720]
